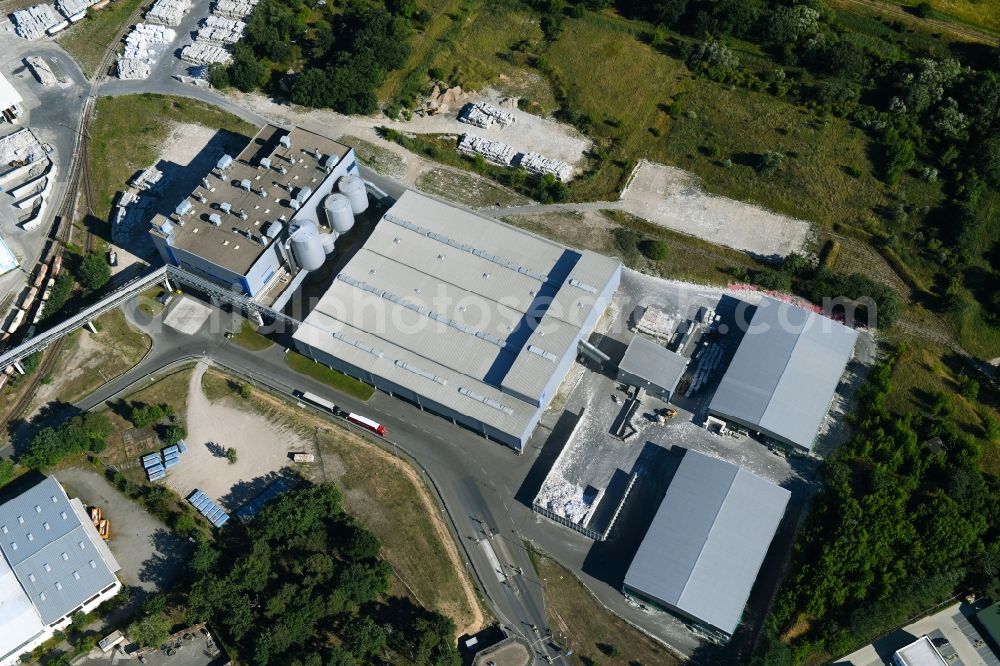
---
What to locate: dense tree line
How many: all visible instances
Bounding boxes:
[736,253,902,328]
[186,483,460,665]
[754,347,1000,663]
[20,412,113,469]
[616,0,1000,323]
[219,2,412,114]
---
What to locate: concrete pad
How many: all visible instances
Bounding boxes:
[162,295,212,335]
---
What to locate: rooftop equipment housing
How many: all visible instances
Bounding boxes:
[216,154,233,171]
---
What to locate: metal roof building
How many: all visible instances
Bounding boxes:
[892,636,948,666]
[617,334,688,401]
[292,190,621,450]
[0,477,122,666]
[623,449,790,638]
[708,297,859,451]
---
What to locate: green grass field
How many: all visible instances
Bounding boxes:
[285,351,375,401]
[230,320,273,352]
[57,0,147,77]
[88,94,257,224]
[888,0,1000,34]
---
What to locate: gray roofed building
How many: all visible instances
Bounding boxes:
[623,449,790,638]
[292,190,621,449]
[0,477,121,665]
[617,334,688,401]
[708,297,859,451]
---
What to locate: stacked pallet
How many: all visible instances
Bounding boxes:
[211,0,257,20]
[55,0,96,19]
[458,102,515,129]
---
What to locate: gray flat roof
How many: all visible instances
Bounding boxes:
[618,334,688,390]
[293,190,620,441]
[0,477,120,624]
[623,449,790,636]
[151,124,351,275]
[708,297,859,450]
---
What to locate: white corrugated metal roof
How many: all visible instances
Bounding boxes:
[293,190,621,442]
[708,297,858,450]
[623,449,790,636]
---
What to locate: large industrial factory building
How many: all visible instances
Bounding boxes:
[150,124,367,300]
[293,190,622,450]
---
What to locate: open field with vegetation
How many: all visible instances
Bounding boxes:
[57,0,146,77]
[229,320,272,352]
[886,0,1000,35]
[284,350,375,401]
[88,95,257,224]
[530,549,681,666]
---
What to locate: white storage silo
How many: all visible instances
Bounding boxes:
[323,193,354,233]
[288,219,325,271]
[337,174,368,214]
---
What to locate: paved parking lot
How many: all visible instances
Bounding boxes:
[55,467,188,600]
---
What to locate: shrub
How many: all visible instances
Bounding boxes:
[79,251,111,291]
[757,151,784,174]
[160,424,186,447]
[226,447,238,464]
[638,239,669,261]
[238,383,252,399]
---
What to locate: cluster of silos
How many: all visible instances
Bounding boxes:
[287,173,369,273]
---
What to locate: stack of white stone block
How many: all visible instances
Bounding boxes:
[211,0,257,19]
[180,42,232,65]
[195,15,243,44]
[457,134,515,166]
[518,153,573,182]
[145,0,190,25]
[55,0,96,19]
[458,102,515,129]
[116,58,151,80]
[12,4,59,39]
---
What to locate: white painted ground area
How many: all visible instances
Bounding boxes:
[621,160,811,258]
[162,296,211,335]
[166,362,309,507]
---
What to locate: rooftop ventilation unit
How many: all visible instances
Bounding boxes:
[458,387,515,415]
[238,210,248,220]
[527,344,558,362]
[216,154,233,171]
[209,213,222,226]
[201,177,210,189]
[257,188,268,198]
[321,154,337,170]
[295,186,313,204]
[279,134,291,149]
[288,156,297,165]
[394,359,447,385]
[175,200,192,216]
[314,148,322,159]
[279,166,287,175]
[260,157,271,170]
[197,194,207,204]
[569,278,598,294]
[220,202,232,215]
[240,179,252,191]
[289,199,300,210]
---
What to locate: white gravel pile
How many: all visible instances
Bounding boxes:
[0,128,46,167]
[179,42,232,65]
[25,56,58,86]
[12,4,59,39]
[145,0,191,25]
[517,152,572,182]
[457,133,515,166]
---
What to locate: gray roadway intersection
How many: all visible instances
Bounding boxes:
[65,295,710,661]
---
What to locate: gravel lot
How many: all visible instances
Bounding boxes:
[620,160,811,258]
[166,361,308,509]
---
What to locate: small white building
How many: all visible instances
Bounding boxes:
[0,73,24,124]
[0,477,122,666]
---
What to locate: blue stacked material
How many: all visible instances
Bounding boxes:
[177,440,188,454]
[146,463,164,475]
[163,457,180,469]
[141,453,162,469]
[186,489,230,529]
[236,479,291,523]
[148,469,166,481]
[162,445,179,457]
